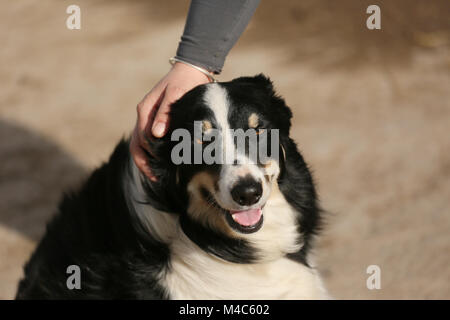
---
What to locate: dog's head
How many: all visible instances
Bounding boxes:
[145,75,319,263]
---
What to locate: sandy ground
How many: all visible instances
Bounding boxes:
[1,0,449,299]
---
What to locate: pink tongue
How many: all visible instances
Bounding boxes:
[231,208,262,227]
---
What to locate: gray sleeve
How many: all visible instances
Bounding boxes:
[175,0,260,74]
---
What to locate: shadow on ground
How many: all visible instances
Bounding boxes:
[0,120,86,241]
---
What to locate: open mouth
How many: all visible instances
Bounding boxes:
[201,188,264,234]
[225,208,264,234]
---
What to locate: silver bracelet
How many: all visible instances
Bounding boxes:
[169,57,217,83]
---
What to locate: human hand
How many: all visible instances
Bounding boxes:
[130,62,212,181]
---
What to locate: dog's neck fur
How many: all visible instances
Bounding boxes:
[125,161,179,244]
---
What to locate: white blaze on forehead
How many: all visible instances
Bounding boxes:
[202,83,248,164]
[203,83,236,164]
[203,83,229,129]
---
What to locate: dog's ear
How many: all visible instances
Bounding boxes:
[146,132,173,173]
[138,133,184,212]
[233,74,293,134]
[231,73,274,92]
[269,89,292,135]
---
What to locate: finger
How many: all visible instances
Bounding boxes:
[133,123,157,161]
[130,131,157,182]
[152,87,185,138]
[136,88,165,150]
[134,148,157,182]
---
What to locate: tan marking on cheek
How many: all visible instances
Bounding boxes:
[248,113,259,128]
[187,172,214,195]
[186,172,233,235]
[187,172,216,220]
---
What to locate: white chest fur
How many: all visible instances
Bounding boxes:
[160,232,328,300]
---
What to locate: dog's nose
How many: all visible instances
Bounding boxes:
[231,179,262,206]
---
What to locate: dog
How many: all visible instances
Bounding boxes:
[16,75,328,299]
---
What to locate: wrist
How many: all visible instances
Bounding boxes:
[169,57,216,83]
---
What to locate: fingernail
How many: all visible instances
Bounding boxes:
[152,122,165,137]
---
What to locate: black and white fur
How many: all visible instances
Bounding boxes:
[16,75,328,299]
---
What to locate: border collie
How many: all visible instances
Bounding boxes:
[16,75,328,299]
